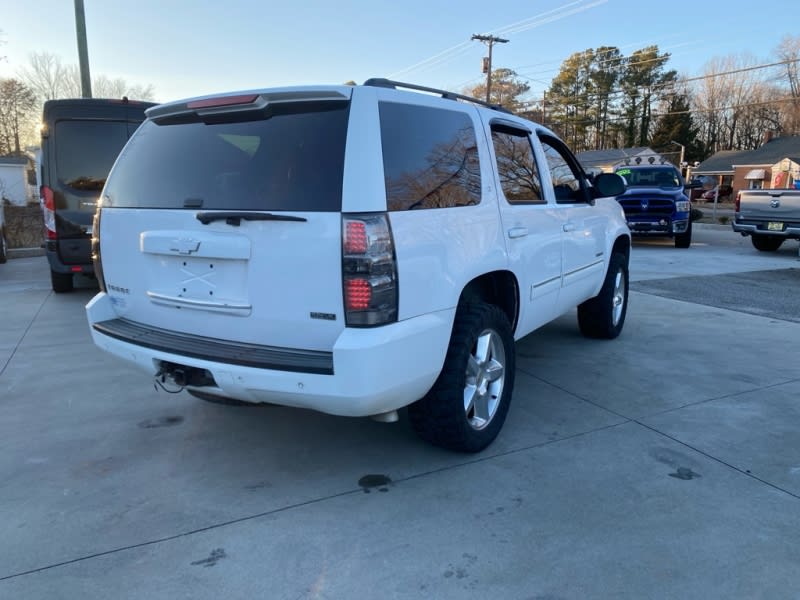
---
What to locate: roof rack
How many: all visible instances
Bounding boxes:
[363,78,512,114]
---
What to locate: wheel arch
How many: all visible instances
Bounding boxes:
[611,234,631,263]
[458,270,520,333]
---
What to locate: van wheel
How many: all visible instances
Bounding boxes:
[674,220,692,248]
[751,234,783,252]
[408,303,515,453]
[578,252,628,339]
[0,228,7,264]
[51,270,74,293]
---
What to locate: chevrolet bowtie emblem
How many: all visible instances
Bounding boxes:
[170,239,201,255]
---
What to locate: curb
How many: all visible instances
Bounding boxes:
[693,223,733,231]
[8,247,46,259]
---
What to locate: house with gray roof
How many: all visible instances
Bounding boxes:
[693,135,800,197]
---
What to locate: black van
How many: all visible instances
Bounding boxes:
[40,98,156,292]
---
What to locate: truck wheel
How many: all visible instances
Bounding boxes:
[674,220,692,248]
[751,234,783,252]
[51,270,74,293]
[0,228,7,264]
[577,252,629,340]
[408,302,515,453]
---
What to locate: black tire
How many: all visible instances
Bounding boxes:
[674,220,692,248]
[51,270,74,293]
[0,228,7,264]
[408,302,515,453]
[751,234,783,252]
[578,252,629,340]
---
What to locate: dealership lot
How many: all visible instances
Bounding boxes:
[1,226,799,599]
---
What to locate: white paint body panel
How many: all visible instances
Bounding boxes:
[87,84,630,415]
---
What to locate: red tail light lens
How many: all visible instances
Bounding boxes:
[342,213,398,327]
[92,208,106,293]
[344,221,368,254]
[41,185,56,240]
[734,192,741,213]
[345,278,372,310]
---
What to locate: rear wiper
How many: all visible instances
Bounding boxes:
[196,211,307,226]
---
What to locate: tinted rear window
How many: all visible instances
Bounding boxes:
[379,102,481,211]
[103,104,349,211]
[55,120,130,191]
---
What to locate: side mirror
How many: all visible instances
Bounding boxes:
[592,173,626,198]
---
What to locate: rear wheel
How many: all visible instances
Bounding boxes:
[674,220,692,248]
[751,234,783,252]
[578,252,629,339]
[50,270,74,293]
[408,302,515,453]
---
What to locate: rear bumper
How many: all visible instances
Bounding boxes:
[86,292,454,417]
[732,220,800,239]
[46,240,94,274]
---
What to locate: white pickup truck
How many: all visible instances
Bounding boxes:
[733,188,800,251]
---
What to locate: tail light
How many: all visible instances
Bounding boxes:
[92,207,106,293]
[342,213,398,327]
[734,192,741,213]
[41,185,56,240]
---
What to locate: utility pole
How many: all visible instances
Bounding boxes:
[471,34,508,103]
[74,0,92,98]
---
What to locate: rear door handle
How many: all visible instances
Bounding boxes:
[508,227,529,239]
[562,222,576,232]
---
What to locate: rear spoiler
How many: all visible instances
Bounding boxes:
[147,89,351,125]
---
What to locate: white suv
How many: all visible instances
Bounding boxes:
[86,79,630,452]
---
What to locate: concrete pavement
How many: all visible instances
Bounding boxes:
[1,229,799,599]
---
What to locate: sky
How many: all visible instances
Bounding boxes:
[1,0,798,104]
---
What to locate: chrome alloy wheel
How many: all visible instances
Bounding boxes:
[464,328,506,430]
[612,267,626,327]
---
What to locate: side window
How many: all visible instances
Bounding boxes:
[491,126,544,204]
[539,136,588,204]
[379,102,481,211]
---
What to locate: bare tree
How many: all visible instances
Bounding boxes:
[775,35,800,134]
[17,52,69,101]
[19,51,155,102]
[0,79,37,155]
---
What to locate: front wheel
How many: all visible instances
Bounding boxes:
[751,234,783,252]
[578,252,629,339]
[674,220,692,248]
[408,302,515,453]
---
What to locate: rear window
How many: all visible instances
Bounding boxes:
[103,104,349,211]
[55,120,130,191]
[379,102,481,211]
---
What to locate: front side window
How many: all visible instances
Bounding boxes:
[539,136,587,203]
[491,126,543,204]
[379,102,481,211]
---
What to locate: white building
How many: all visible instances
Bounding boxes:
[0,156,33,206]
